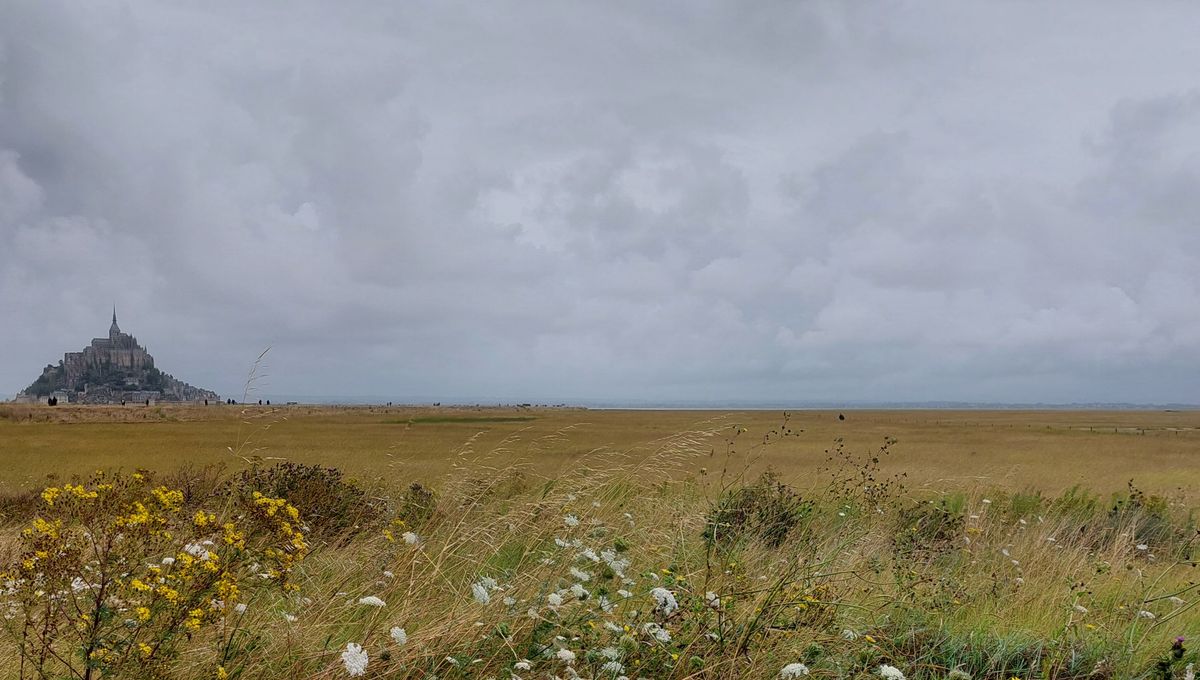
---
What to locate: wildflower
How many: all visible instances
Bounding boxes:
[1136,543,1149,551]
[515,660,532,671]
[472,582,491,605]
[879,665,906,680]
[569,566,592,582]
[569,583,589,600]
[780,663,810,678]
[1073,604,1088,614]
[390,626,407,645]
[1138,610,1156,619]
[602,661,626,675]
[503,596,517,606]
[358,596,386,607]
[161,557,176,565]
[547,592,563,607]
[650,587,678,615]
[842,629,859,640]
[402,531,420,545]
[1183,663,1194,680]
[564,515,580,528]
[1169,596,1186,606]
[556,648,576,664]
[41,487,61,506]
[382,570,395,578]
[234,603,247,614]
[600,647,621,660]
[643,622,671,642]
[601,549,630,576]
[947,670,972,680]
[283,613,297,623]
[617,589,632,598]
[705,591,721,609]
[342,642,369,676]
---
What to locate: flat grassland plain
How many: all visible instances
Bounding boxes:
[2,404,1198,679]
[0,404,1197,499]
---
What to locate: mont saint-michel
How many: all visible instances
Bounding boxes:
[15,311,219,405]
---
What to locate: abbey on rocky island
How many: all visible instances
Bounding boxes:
[16,310,220,405]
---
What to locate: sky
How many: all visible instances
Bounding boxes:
[2,1,1199,405]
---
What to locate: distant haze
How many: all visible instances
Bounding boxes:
[2,2,1199,405]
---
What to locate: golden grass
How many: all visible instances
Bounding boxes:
[1,416,1197,679]
[1,404,1198,503]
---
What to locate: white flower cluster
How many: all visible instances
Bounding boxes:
[342,642,368,677]
[472,576,500,605]
[650,587,678,615]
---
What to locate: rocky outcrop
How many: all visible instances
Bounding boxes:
[18,311,219,404]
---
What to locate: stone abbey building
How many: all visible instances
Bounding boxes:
[17,310,219,404]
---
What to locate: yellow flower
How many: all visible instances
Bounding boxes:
[136,607,151,621]
[31,517,61,537]
[138,642,153,658]
[151,486,184,511]
[864,634,877,643]
[217,666,228,680]
[41,487,61,506]
[156,585,180,602]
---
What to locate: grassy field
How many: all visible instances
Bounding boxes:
[1,404,1198,500]
[1,405,1198,679]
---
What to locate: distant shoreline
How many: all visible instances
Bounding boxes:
[7,394,1193,411]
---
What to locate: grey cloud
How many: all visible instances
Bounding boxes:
[2,1,1199,404]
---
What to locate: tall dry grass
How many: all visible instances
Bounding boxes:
[1,421,1197,679]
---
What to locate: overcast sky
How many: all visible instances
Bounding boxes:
[2,1,1199,404]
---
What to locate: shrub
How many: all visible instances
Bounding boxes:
[228,462,385,539]
[704,470,813,548]
[395,482,437,527]
[1108,480,1196,559]
[893,495,965,562]
[0,472,307,679]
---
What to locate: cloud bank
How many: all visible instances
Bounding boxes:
[2,1,1199,404]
